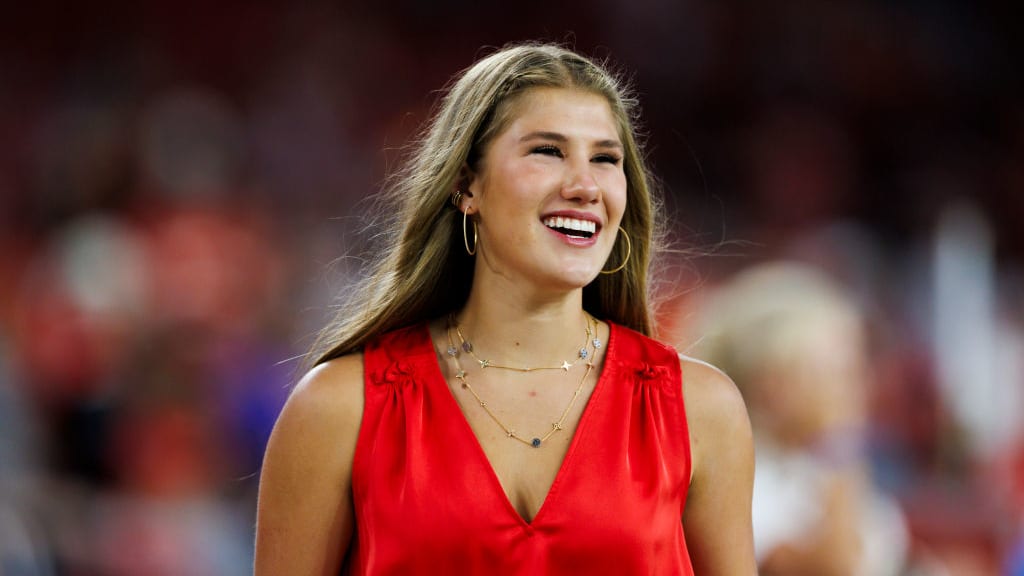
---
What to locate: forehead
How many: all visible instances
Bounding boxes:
[499,87,620,140]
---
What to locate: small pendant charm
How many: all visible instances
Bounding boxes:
[446,345,457,357]
[462,341,473,353]
[560,361,572,371]
[593,338,602,349]
[579,348,588,359]
[531,438,542,448]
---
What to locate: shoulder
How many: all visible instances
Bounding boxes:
[679,354,748,428]
[257,354,365,520]
[291,354,365,416]
[264,354,365,472]
[678,354,757,571]
[608,322,680,366]
[255,354,365,573]
[678,354,753,478]
[286,354,365,432]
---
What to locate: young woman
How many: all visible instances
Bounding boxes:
[255,43,755,575]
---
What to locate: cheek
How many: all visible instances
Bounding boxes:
[484,162,546,203]
[605,174,629,221]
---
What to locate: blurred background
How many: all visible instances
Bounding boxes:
[1,1,1021,574]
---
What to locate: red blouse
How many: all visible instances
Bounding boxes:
[348,321,694,575]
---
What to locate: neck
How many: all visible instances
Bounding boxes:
[456,282,592,369]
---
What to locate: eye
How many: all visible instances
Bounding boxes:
[531,145,564,158]
[592,153,622,165]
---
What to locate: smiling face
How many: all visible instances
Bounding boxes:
[464,87,628,294]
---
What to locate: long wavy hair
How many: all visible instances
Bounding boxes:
[311,42,665,366]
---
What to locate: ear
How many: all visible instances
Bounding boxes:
[456,163,479,214]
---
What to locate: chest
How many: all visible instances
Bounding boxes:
[445,367,600,523]
[350,325,694,574]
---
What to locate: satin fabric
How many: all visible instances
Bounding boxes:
[349,322,694,575]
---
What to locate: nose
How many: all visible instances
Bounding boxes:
[561,158,601,204]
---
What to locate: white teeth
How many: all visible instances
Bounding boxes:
[543,217,597,234]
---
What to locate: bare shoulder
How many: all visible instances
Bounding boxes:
[285,354,365,427]
[260,352,366,494]
[254,354,365,575]
[678,354,757,573]
[677,354,754,490]
[260,354,366,482]
[679,354,750,437]
[259,353,365,493]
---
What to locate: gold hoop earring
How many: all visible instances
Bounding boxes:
[600,227,631,274]
[463,209,478,256]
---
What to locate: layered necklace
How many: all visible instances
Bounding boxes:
[445,314,602,448]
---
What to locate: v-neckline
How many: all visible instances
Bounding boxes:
[423,321,617,528]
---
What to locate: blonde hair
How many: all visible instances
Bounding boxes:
[692,262,863,394]
[311,42,664,366]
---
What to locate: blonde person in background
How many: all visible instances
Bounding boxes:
[254,43,755,574]
[692,262,908,576]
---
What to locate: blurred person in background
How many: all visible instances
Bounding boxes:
[255,43,756,574]
[692,262,909,576]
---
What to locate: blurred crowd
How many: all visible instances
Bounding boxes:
[1,1,1022,574]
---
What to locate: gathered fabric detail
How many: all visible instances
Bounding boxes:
[630,363,675,390]
[371,359,418,389]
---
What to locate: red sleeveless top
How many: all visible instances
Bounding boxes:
[349,321,694,575]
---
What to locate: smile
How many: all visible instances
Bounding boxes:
[542,216,597,239]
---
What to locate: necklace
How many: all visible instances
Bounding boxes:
[445,315,599,448]
[451,316,598,372]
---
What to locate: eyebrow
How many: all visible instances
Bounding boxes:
[519,131,623,150]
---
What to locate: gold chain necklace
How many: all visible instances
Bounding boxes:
[451,316,598,372]
[445,315,598,448]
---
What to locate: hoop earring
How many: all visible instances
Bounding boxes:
[451,190,463,209]
[600,227,631,274]
[463,209,478,256]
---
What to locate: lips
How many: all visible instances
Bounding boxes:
[542,215,598,239]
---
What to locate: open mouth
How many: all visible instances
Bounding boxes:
[542,216,597,239]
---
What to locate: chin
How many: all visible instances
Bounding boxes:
[546,266,601,291]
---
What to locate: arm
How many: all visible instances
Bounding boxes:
[254,355,365,575]
[680,355,757,574]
